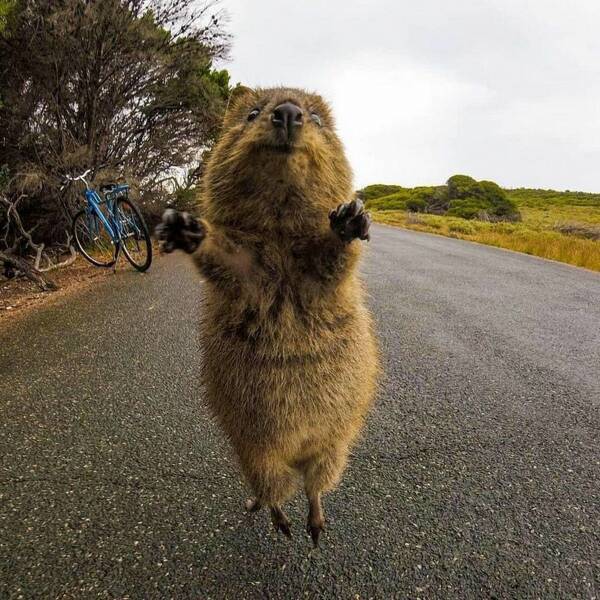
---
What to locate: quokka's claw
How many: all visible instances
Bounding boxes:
[270,506,292,538]
[348,198,363,218]
[162,208,180,226]
[245,497,262,512]
[307,523,323,547]
[329,199,371,242]
[155,208,205,254]
[360,212,372,241]
[276,521,292,538]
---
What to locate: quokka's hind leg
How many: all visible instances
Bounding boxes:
[245,498,291,538]
[306,491,324,547]
[303,447,350,546]
[270,505,292,538]
[240,454,298,537]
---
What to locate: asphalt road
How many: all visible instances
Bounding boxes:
[1,225,599,599]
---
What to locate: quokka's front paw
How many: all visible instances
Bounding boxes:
[329,199,371,242]
[155,208,205,254]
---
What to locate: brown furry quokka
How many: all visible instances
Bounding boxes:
[157,87,379,545]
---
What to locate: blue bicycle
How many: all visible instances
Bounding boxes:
[63,169,152,272]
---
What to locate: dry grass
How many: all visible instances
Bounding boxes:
[372,210,600,272]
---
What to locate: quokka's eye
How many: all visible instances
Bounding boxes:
[247,108,260,121]
[310,112,322,127]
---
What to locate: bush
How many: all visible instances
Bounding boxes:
[477,181,519,217]
[447,197,489,219]
[0,0,230,254]
[365,190,411,211]
[363,175,521,222]
[406,198,427,212]
[438,175,520,220]
[419,215,443,229]
[506,188,600,209]
[444,176,520,220]
[447,174,477,200]
[422,186,450,214]
[448,220,476,235]
[361,184,405,201]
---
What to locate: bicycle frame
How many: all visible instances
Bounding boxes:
[65,169,143,250]
[65,167,151,272]
[84,189,120,242]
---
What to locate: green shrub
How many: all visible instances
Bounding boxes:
[447,197,489,219]
[406,198,427,212]
[365,189,412,211]
[506,188,600,208]
[361,184,405,201]
[363,174,521,222]
[445,175,520,220]
[447,174,477,199]
[366,186,444,213]
[421,186,450,214]
[419,215,444,229]
[448,220,476,235]
[477,180,519,217]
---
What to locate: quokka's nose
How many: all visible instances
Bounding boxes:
[271,102,303,138]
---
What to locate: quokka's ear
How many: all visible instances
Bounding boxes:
[224,85,255,121]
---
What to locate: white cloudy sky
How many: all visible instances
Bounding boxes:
[219,0,600,191]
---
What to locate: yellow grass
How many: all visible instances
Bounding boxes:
[372,211,600,272]
[520,206,600,227]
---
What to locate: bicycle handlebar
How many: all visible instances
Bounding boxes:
[64,168,92,182]
[60,163,110,191]
[60,168,93,192]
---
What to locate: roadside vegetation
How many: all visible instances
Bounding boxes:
[0,0,231,290]
[362,177,600,272]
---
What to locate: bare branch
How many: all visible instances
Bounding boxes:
[0,250,57,291]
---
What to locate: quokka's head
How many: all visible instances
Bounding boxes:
[202,87,353,233]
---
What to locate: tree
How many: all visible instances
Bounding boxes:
[0,0,231,286]
[0,0,15,33]
[398,175,521,221]
[447,174,478,200]
[446,176,520,220]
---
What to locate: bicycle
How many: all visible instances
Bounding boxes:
[62,169,152,272]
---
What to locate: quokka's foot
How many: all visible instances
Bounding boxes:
[155,208,205,254]
[329,198,371,242]
[245,497,262,512]
[270,506,292,538]
[307,517,325,547]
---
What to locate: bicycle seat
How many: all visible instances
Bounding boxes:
[100,183,117,193]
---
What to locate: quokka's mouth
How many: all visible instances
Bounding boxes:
[256,142,297,155]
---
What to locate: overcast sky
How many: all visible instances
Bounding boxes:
[220,0,600,191]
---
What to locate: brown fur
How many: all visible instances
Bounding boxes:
[191,87,379,540]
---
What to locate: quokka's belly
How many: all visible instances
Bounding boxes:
[200,312,378,452]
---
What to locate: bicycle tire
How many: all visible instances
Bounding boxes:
[72,209,117,267]
[116,198,152,272]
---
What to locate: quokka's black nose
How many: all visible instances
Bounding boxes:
[271,102,303,139]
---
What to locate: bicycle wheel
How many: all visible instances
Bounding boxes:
[116,198,152,272]
[72,209,117,267]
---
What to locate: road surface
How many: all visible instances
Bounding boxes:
[1,225,599,598]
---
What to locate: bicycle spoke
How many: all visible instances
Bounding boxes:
[116,199,152,271]
[73,211,115,266]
